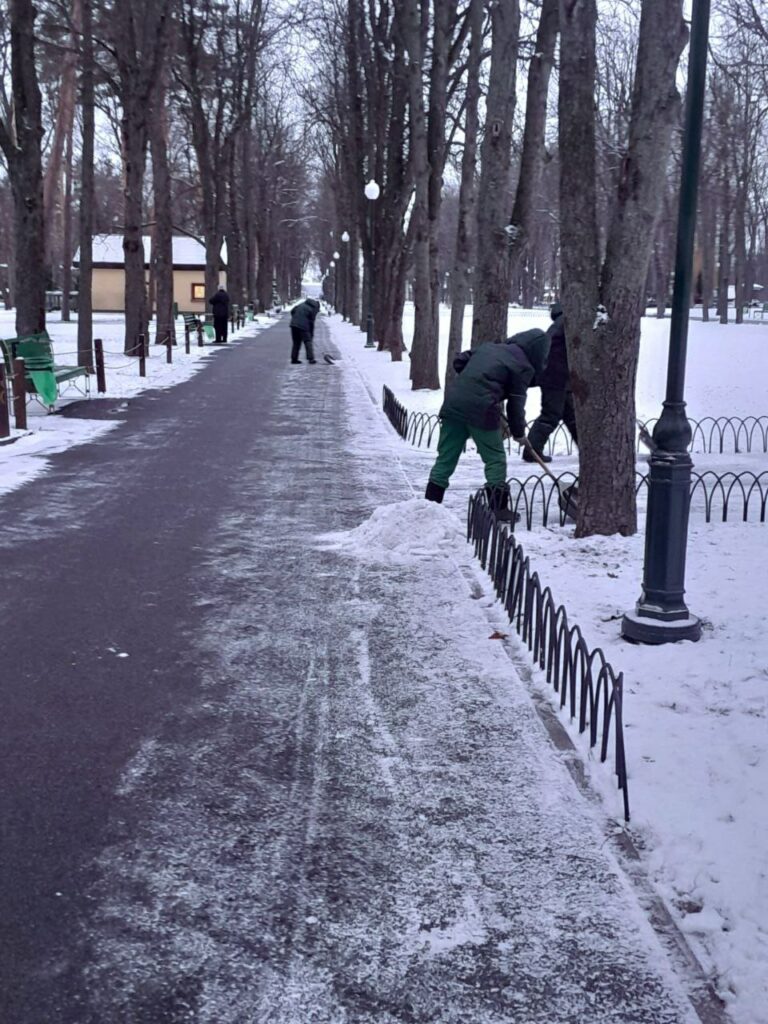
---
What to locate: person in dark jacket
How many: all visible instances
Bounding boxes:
[209,287,230,344]
[289,298,320,364]
[425,328,551,519]
[525,302,578,462]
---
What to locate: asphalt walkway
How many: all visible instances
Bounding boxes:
[0,318,706,1023]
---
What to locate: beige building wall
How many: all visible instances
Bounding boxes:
[92,269,126,311]
[91,268,227,314]
[172,270,227,314]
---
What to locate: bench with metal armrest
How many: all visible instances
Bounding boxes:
[0,332,89,411]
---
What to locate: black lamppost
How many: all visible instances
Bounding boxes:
[364,178,380,348]
[622,0,710,645]
[341,230,350,319]
[332,251,340,311]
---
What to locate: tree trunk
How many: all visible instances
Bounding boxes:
[43,8,78,271]
[61,113,74,322]
[149,60,175,347]
[0,0,46,335]
[717,176,729,324]
[77,0,94,368]
[122,94,149,355]
[446,0,483,382]
[562,0,687,537]
[506,0,558,304]
[471,0,520,346]
[399,0,435,387]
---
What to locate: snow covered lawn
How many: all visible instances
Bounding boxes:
[0,310,271,499]
[328,305,768,1024]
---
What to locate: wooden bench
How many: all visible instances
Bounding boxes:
[0,332,90,411]
[181,313,204,346]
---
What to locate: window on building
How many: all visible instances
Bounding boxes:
[191,283,205,301]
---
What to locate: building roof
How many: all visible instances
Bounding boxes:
[73,234,227,269]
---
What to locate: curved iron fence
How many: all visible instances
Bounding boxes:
[382,385,768,457]
[467,492,630,821]
[506,470,768,527]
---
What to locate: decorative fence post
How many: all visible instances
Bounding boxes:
[94,339,107,394]
[165,331,172,364]
[197,321,204,347]
[139,334,146,378]
[12,358,27,429]
[0,367,10,439]
[184,327,190,355]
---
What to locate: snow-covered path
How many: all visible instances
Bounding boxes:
[0,319,712,1022]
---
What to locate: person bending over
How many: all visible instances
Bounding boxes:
[425,328,550,520]
[289,298,320,364]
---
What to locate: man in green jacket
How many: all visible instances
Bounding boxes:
[425,328,550,519]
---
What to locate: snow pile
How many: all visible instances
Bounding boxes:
[318,497,467,565]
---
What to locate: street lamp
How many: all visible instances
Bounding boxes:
[364,178,380,348]
[621,0,710,645]
[341,231,350,320]
[332,252,341,311]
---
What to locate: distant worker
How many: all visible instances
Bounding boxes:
[289,297,320,364]
[209,287,230,345]
[524,302,578,463]
[425,328,551,520]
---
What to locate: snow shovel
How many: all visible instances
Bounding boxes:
[521,437,579,523]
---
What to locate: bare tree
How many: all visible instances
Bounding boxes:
[0,0,46,335]
[559,0,688,536]
[471,0,521,347]
[446,0,483,381]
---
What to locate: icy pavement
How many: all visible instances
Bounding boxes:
[0,318,716,1022]
[83,322,707,1022]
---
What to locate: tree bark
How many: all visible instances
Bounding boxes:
[446,0,483,382]
[506,0,559,306]
[471,0,520,347]
[43,6,78,273]
[149,59,175,346]
[561,0,687,537]
[61,112,74,321]
[77,0,94,368]
[0,0,46,336]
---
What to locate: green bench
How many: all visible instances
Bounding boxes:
[0,332,90,411]
[181,312,205,345]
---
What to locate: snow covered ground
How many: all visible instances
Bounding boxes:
[0,309,271,499]
[327,304,768,1024]
[1,299,764,1020]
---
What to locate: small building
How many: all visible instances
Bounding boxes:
[73,235,226,315]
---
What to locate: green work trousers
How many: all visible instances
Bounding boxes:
[429,417,507,489]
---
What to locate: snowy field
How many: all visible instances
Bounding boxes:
[328,305,768,1024]
[0,309,272,498]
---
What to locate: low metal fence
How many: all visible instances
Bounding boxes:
[382,385,768,457]
[467,491,630,821]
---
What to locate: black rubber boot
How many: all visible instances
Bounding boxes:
[522,448,552,464]
[425,480,445,504]
[485,484,519,524]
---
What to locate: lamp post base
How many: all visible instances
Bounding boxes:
[621,609,701,645]
[364,312,375,348]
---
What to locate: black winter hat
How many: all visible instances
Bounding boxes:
[550,302,563,321]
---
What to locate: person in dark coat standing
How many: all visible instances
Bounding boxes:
[525,302,578,462]
[209,287,230,344]
[289,298,320,364]
[425,328,551,519]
